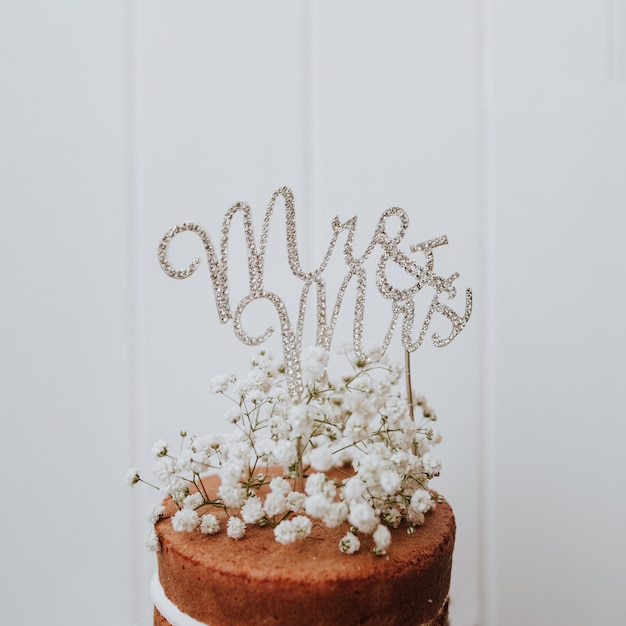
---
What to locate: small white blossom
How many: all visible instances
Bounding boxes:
[226,516,246,540]
[274,516,313,545]
[305,472,335,498]
[264,491,287,517]
[380,469,401,495]
[125,468,140,486]
[269,476,292,496]
[407,509,425,526]
[172,508,199,532]
[305,493,332,518]
[218,484,246,508]
[348,502,378,534]
[241,496,265,524]
[372,524,391,554]
[288,404,314,437]
[309,445,334,472]
[291,515,313,539]
[246,388,265,405]
[274,520,297,545]
[147,503,165,523]
[209,374,230,394]
[286,491,306,513]
[152,456,180,485]
[323,501,348,528]
[224,406,243,424]
[339,531,361,554]
[342,476,365,501]
[151,439,169,457]
[422,452,442,477]
[272,438,297,468]
[145,528,160,552]
[428,427,442,445]
[361,340,384,362]
[301,345,329,384]
[232,377,254,398]
[410,489,433,514]
[167,483,190,507]
[184,492,204,510]
[382,507,402,528]
[200,514,220,535]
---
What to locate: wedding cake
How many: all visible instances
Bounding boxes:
[128,187,472,626]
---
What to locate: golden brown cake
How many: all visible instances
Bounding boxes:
[151,475,455,626]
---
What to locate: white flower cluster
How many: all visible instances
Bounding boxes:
[129,345,442,555]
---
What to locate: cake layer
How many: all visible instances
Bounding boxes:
[153,475,455,626]
[154,600,450,626]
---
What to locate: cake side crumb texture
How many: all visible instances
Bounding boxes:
[154,475,455,626]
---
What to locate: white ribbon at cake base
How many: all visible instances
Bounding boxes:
[151,571,209,626]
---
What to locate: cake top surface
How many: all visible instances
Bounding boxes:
[156,473,456,584]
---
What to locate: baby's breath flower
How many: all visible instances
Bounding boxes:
[183,492,204,510]
[272,439,297,468]
[152,456,179,484]
[274,515,313,545]
[309,445,333,472]
[165,482,189,506]
[217,484,246,508]
[322,501,348,528]
[226,516,246,540]
[407,509,425,526]
[428,427,442,445]
[380,469,401,495]
[422,452,442,477]
[286,490,306,513]
[348,502,378,534]
[288,404,314,437]
[172,508,199,532]
[241,496,264,524]
[151,439,169,457]
[385,506,403,527]
[263,491,287,517]
[145,528,160,552]
[125,468,141,487]
[305,472,335,498]
[224,406,243,424]
[372,524,391,554]
[233,377,254,398]
[342,476,365,501]
[291,515,313,539]
[339,531,360,554]
[200,514,220,535]
[301,345,329,384]
[410,489,433,514]
[209,374,230,394]
[305,493,332,518]
[245,388,265,405]
[274,520,296,545]
[269,476,292,496]
[147,503,165,524]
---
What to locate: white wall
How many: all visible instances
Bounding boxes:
[1,2,624,625]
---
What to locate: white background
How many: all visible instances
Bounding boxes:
[1,2,625,625]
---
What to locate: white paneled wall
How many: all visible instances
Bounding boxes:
[1,2,624,625]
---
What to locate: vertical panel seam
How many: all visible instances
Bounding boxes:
[608,0,626,83]
[302,0,320,269]
[125,0,142,620]
[476,0,497,624]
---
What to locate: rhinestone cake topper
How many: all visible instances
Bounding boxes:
[158,186,472,398]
